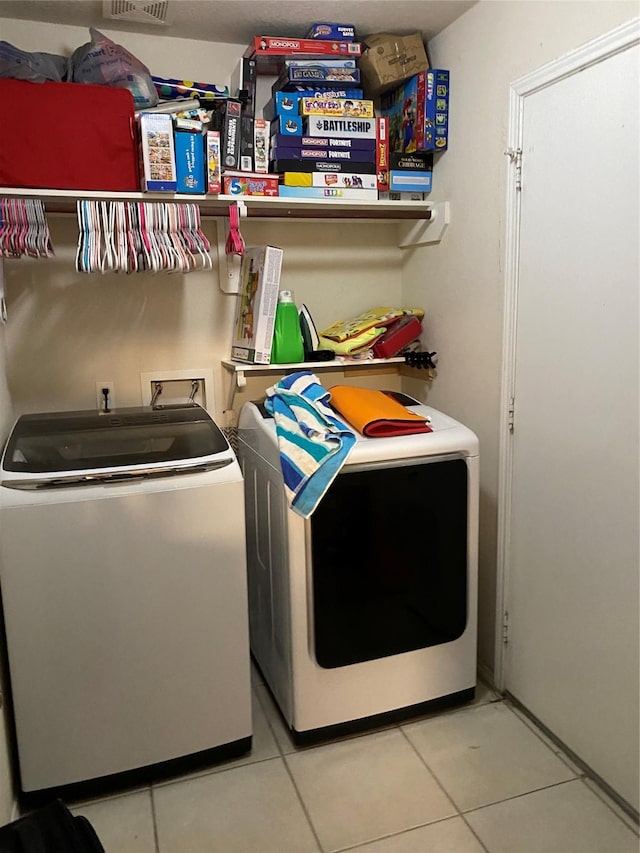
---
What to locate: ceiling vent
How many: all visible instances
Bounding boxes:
[103,0,172,26]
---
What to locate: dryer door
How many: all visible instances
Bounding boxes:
[310,454,468,669]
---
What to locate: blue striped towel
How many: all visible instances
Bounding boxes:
[265,371,356,518]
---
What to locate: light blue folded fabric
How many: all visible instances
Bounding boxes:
[265,371,356,518]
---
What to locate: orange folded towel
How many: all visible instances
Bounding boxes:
[329,386,432,437]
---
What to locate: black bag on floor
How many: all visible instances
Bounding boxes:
[0,800,104,853]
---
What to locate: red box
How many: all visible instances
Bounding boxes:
[0,79,139,192]
[223,171,280,197]
[372,315,423,359]
[376,116,389,192]
[246,36,361,58]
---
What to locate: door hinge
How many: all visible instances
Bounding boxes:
[507,396,515,433]
[505,147,523,191]
[502,610,510,645]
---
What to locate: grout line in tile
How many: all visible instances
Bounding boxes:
[458,813,492,853]
[460,775,586,816]
[330,814,489,853]
[397,725,462,815]
[281,753,324,853]
[504,696,639,828]
[148,787,160,853]
[580,777,640,836]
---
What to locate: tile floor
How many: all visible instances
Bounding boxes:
[68,667,639,853]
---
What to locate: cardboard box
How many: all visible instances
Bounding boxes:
[271,146,375,162]
[283,172,377,189]
[271,134,376,151]
[246,36,361,58]
[206,131,221,193]
[253,119,269,173]
[390,151,434,170]
[231,245,284,365]
[306,23,356,41]
[358,32,428,97]
[303,117,377,138]
[263,89,364,121]
[425,69,450,151]
[380,69,450,153]
[211,99,242,169]
[0,79,139,192]
[299,97,374,118]
[174,130,205,193]
[138,113,177,193]
[270,115,304,136]
[278,186,377,201]
[275,65,361,90]
[378,190,427,201]
[270,158,376,174]
[239,116,255,171]
[223,171,280,196]
[376,116,389,192]
[389,169,432,193]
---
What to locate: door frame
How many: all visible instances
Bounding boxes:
[494,17,640,689]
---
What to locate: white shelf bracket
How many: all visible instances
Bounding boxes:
[225,366,246,412]
[397,201,450,248]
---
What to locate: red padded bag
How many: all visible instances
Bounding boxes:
[372,314,423,359]
[0,79,139,192]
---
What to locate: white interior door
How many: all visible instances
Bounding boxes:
[502,25,639,811]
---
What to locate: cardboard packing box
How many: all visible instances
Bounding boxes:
[358,32,429,97]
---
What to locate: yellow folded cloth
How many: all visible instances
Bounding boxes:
[320,307,424,344]
[318,327,385,355]
[329,386,432,437]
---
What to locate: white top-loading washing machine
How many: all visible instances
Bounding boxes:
[0,405,251,800]
[238,392,479,742]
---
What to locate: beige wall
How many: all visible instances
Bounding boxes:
[402,0,639,674]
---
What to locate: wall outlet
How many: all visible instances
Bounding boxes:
[96,381,115,413]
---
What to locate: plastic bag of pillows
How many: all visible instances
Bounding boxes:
[69,28,158,108]
[0,39,68,82]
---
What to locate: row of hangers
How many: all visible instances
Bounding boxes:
[0,197,56,324]
[76,200,212,274]
[0,198,54,260]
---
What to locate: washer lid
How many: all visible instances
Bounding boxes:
[2,405,229,474]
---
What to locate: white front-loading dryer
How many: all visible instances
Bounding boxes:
[238,392,479,742]
[0,405,251,801]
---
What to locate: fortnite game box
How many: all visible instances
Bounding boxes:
[270,134,376,151]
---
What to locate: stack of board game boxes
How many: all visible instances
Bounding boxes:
[236,25,389,201]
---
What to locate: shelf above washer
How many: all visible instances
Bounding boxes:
[221,357,405,411]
